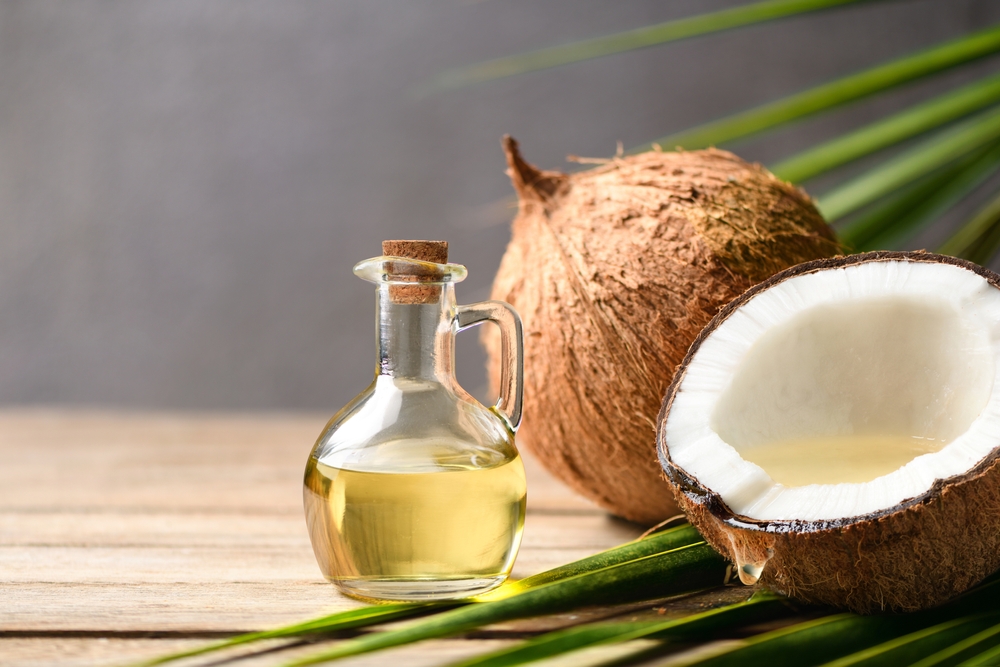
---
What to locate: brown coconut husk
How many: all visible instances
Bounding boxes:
[658,251,1000,612]
[487,137,839,525]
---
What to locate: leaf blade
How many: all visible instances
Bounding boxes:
[817,105,1000,221]
[958,640,1000,666]
[489,523,701,596]
[845,141,1000,251]
[938,187,1000,262]
[836,158,976,250]
[675,579,1000,667]
[771,72,1000,183]
[282,542,729,666]
[427,0,870,91]
[445,592,790,667]
[680,614,914,667]
[645,23,1000,152]
[819,615,1000,667]
[130,603,437,667]
[909,618,1000,667]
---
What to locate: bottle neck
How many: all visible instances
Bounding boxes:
[375,284,455,382]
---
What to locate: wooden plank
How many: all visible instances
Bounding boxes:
[0,544,622,587]
[0,638,519,667]
[0,636,754,667]
[0,545,321,584]
[0,411,319,512]
[0,410,644,635]
[3,582,357,632]
[0,410,598,514]
[0,546,634,630]
[0,511,639,550]
[2,583,756,634]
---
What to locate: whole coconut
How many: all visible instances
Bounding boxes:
[486,137,839,525]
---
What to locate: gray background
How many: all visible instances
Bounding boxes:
[1,0,999,412]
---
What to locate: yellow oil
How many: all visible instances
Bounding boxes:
[303,453,526,601]
[740,434,946,486]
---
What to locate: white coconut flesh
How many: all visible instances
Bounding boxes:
[665,259,1000,522]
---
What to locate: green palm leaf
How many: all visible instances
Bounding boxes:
[938,188,1000,262]
[645,24,1000,152]
[132,603,439,667]
[678,613,919,667]
[819,615,1000,667]
[282,542,727,666]
[959,640,1000,666]
[428,0,870,91]
[909,619,1000,667]
[489,523,701,596]
[817,105,1000,221]
[771,72,1000,183]
[445,592,790,667]
[836,150,989,249]
[840,141,1000,250]
[667,578,1000,667]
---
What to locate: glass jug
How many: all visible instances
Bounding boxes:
[303,240,526,601]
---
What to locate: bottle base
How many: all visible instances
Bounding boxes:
[334,575,507,602]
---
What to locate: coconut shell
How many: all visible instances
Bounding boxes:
[487,137,839,525]
[658,251,1000,612]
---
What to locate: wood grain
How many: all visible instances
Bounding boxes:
[0,410,597,513]
[0,511,640,550]
[1,410,672,664]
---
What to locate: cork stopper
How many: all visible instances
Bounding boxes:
[382,240,448,264]
[382,240,449,304]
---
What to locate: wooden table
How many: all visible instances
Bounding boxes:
[0,411,751,666]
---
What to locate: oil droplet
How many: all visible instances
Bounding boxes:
[739,562,765,585]
[728,536,774,585]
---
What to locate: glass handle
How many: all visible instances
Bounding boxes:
[455,301,524,432]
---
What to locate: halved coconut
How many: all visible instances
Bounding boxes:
[657,251,1000,612]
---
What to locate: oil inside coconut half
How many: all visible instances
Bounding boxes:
[664,259,1000,523]
[741,434,943,486]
